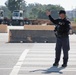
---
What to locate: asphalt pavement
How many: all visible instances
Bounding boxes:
[0,26,76,75]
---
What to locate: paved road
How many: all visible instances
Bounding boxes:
[0,26,76,75]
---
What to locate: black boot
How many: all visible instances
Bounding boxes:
[53,63,59,66]
[62,59,68,67]
[53,58,59,67]
[62,64,67,67]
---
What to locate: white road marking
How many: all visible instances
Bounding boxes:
[9,49,29,75]
[0,68,12,70]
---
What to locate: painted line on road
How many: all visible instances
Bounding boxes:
[0,68,12,70]
[9,49,29,75]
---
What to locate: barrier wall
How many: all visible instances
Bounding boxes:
[24,25,55,30]
[72,26,76,33]
[0,24,8,33]
[9,30,56,43]
[71,22,76,33]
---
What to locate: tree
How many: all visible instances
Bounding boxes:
[27,3,64,19]
[5,0,26,13]
[0,6,11,18]
[74,18,76,22]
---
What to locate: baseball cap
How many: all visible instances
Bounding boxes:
[59,10,66,14]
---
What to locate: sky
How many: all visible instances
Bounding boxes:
[0,0,76,10]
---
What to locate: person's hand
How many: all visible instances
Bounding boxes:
[46,11,51,16]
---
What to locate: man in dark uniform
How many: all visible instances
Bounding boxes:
[46,10,71,67]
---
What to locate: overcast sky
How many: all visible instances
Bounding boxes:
[0,0,76,10]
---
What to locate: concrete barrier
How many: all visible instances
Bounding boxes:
[71,22,76,33]
[0,24,8,33]
[24,25,55,30]
[9,30,56,43]
[72,26,76,33]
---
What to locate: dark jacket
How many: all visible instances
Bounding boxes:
[48,15,71,37]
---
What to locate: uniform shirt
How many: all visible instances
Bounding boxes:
[48,15,71,37]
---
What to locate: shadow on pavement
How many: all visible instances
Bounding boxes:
[30,66,66,74]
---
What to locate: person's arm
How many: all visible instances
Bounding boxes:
[48,15,58,24]
[69,22,73,34]
[66,21,73,34]
[46,11,58,24]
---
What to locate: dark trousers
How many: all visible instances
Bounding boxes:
[55,37,70,64]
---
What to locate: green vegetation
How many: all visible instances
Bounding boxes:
[5,0,26,13]
[74,18,76,22]
[0,0,64,19]
[26,3,64,19]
